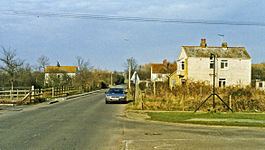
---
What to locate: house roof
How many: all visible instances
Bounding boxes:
[182,46,251,59]
[45,66,78,73]
[151,63,177,74]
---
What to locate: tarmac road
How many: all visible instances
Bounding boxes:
[0,92,125,150]
[0,92,265,150]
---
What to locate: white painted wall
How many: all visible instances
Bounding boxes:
[45,73,76,83]
[151,73,168,82]
[256,80,265,90]
[187,57,251,86]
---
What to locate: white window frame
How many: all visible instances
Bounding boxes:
[219,78,226,87]
[259,82,263,88]
[220,60,228,70]
[181,61,185,70]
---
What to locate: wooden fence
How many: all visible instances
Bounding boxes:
[0,86,82,104]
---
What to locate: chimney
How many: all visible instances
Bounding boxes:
[163,59,168,65]
[200,38,207,48]
[222,42,228,48]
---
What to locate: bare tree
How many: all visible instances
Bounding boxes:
[37,55,50,72]
[124,57,138,72]
[76,56,92,71]
[124,57,138,79]
[0,46,24,90]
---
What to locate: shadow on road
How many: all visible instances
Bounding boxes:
[106,100,134,105]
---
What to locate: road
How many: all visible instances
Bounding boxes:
[0,92,125,149]
[0,91,265,150]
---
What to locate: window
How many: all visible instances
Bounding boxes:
[219,78,226,87]
[221,60,228,69]
[259,82,263,88]
[210,60,214,69]
[181,61,185,70]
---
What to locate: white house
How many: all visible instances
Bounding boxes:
[151,59,177,82]
[176,39,251,87]
[44,65,78,84]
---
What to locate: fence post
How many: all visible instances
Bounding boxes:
[229,95,232,110]
[10,90,12,100]
[40,88,43,98]
[31,86,35,100]
[153,81,156,96]
[52,87,55,98]
[16,89,19,100]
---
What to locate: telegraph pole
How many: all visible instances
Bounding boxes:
[128,58,132,90]
[134,72,137,102]
[110,72,113,86]
[194,53,233,112]
[212,54,216,109]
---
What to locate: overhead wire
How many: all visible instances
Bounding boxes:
[1,9,265,27]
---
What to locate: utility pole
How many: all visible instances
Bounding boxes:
[110,72,113,86]
[134,72,137,102]
[128,58,132,90]
[212,54,216,109]
[194,53,233,112]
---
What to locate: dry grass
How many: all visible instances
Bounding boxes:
[129,82,265,112]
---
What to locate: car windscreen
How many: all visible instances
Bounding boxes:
[107,88,124,94]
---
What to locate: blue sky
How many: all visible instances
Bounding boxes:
[0,0,265,71]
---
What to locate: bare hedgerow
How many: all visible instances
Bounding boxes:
[132,81,265,112]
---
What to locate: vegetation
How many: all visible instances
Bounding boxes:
[0,47,124,92]
[148,111,265,127]
[125,61,265,112]
[0,47,24,90]
[252,63,265,80]
[128,81,265,112]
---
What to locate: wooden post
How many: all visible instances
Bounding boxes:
[10,90,12,100]
[16,89,19,100]
[141,92,144,110]
[229,95,232,110]
[31,86,35,100]
[128,59,131,90]
[153,81,156,96]
[200,87,203,97]
[52,87,54,98]
[40,89,42,98]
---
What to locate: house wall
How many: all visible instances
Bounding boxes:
[187,57,251,86]
[45,73,76,83]
[151,73,169,82]
[169,72,178,89]
[176,49,188,84]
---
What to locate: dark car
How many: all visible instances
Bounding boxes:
[105,88,127,104]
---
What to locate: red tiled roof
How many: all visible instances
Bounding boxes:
[151,63,177,74]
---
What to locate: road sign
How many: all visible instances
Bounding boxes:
[130,71,140,84]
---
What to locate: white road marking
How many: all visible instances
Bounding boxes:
[123,138,265,149]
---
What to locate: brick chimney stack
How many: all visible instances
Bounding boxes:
[200,38,207,48]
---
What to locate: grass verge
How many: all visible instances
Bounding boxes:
[147,112,265,127]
